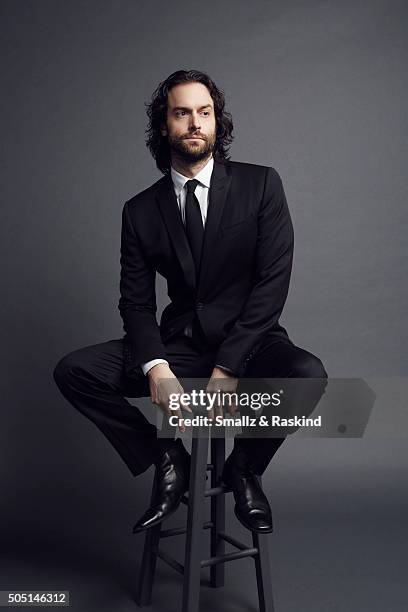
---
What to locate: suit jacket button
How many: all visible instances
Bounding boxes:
[195,301,204,311]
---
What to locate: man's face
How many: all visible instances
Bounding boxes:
[163,82,217,163]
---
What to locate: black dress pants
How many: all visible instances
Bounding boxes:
[53,332,327,477]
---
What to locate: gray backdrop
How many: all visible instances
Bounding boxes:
[1,1,407,611]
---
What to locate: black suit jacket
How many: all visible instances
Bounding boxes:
[119,159,294,377]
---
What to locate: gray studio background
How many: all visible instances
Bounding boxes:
[1,1,407,611]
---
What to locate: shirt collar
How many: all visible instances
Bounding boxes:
[170,156,214,197]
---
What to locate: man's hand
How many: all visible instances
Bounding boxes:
[206,366,238,421]
[147,363,192,433]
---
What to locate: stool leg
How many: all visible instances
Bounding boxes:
[136,474,162,606]
[210,436,225,587]
[182,432,209,612]
[252,478,275,612]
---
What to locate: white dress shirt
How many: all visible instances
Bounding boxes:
[141,157,214,375]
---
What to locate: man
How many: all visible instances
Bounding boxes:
[53,69,327,535]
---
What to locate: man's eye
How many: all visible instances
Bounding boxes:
[176,111,186,117]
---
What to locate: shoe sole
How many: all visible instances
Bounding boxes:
[132,506,178,533]
[132,487,189,534]
[233,505,274,534]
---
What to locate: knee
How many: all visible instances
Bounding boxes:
[290,352,328,379]
[53,351,84,390]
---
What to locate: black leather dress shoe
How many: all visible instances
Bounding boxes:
[222,451,273,534]
[132,439,190,533]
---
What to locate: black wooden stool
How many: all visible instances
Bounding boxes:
[136,428,275,612]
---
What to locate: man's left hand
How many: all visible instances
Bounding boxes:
[206,367,238,420]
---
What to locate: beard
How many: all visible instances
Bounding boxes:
[168,132,216,163]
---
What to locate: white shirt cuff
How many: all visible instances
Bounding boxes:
[215,364,238,376]
[141,359,169,376]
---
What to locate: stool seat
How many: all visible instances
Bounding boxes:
[136,426,275,612]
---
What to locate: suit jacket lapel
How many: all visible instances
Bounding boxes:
[156,175,196,290]
[198,160,232,292]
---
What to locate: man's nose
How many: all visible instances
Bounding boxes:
[189,112,201,131]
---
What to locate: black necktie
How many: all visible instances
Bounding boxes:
[184,179,204,275]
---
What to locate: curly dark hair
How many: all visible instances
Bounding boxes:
[145,69,234,175]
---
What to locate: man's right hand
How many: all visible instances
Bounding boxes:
[147,363,192,433]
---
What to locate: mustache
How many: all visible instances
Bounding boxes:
[182,134,206,140]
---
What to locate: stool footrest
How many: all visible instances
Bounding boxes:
[157,541,259,574]
[218,531,250,551]
[160,521,213,538]
[201,547,258,568]
[157,548,184,575]
[156,526,259,576]
[205,484,228,497]
[181,484,229,506]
